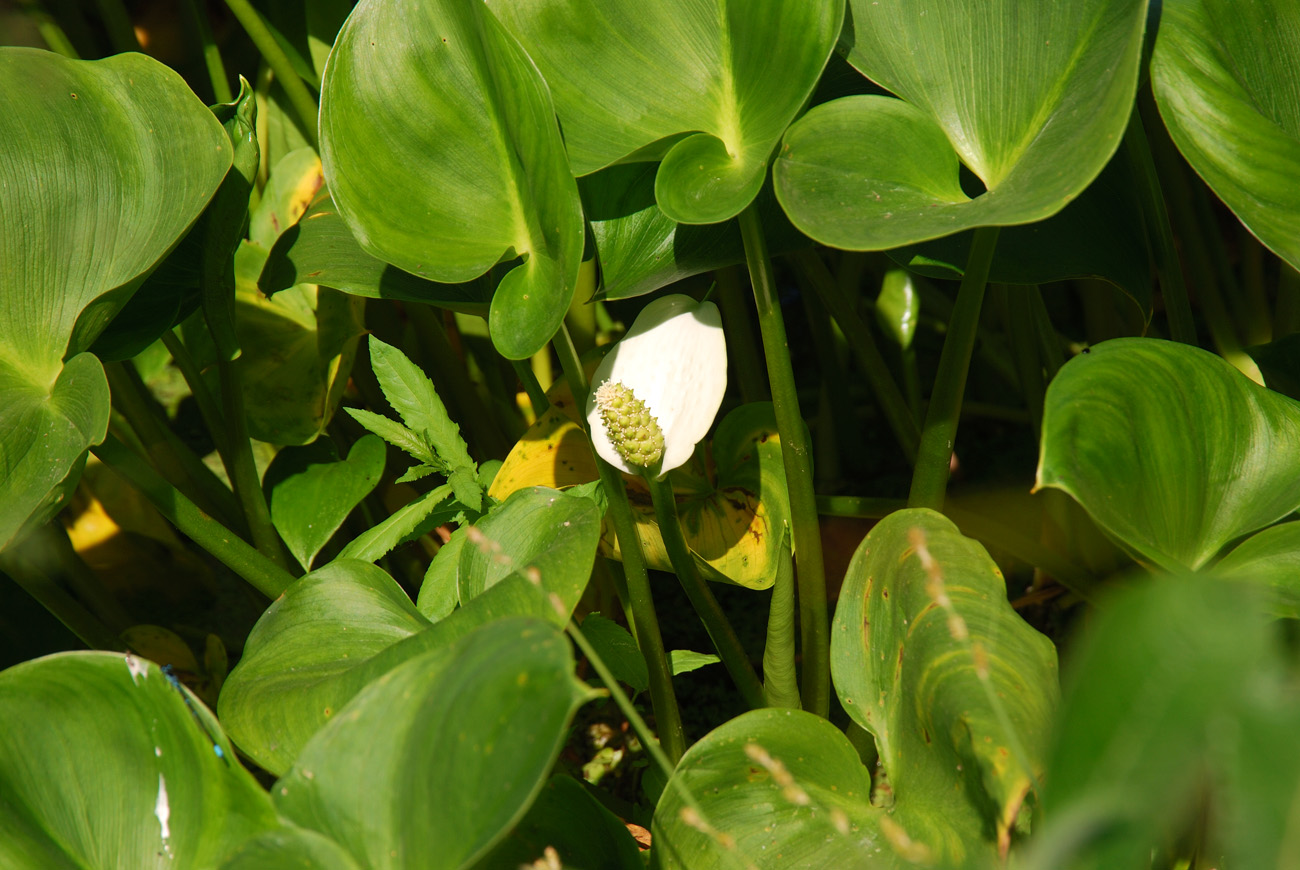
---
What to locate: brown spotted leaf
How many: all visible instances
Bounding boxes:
[831,508,1058,866]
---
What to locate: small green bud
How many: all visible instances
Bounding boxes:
[594,381,664,468]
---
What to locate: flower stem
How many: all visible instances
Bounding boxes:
[908,225,1001,511]
[552,324,686,764]
[645,474,765,710]
[179,0,232,103]
[92,435,295,599]
[738,203,829,718]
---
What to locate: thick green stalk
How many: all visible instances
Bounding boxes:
[1125,100,1196,344]
[223,0,318,148]
[29,8,79,58]
[0,547,121,651]
[908,226,1001,511]
[568,619,678,781]
[564,259,600,357]
[715,266,770,403]
[93,0,140,53]
[104,361,242,530]
[160,329,235,481]
[180,0,232,103]
[793,248,920,463]
[738,204,829,718]
[646,475,765,710]
[552,325,686,763]
[512,358,551,420]
[92,435,295,598]
[216,355,293,572]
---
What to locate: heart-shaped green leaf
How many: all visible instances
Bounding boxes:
[775,0,1148,249]
[320,0,583,359]
[458,486,601,623]
[0,49,230,551]
[264,435,386,570]
[220,560,553,774]
[493,0,842,224]
[831,508,1058,865]
[259,189,493,313]
[1037,338,1300,571]
[651,708,890,869]
[273,618,593,870]
[0,652,278,869]
[1152,0,1300,270]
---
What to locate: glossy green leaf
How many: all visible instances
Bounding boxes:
[578,613,648,694]
[0,652,277,869]
[775,0,1147,249]
[831,509,1058,865]
[259,190,493,313]
[459,486,601,624]
[582,165,810,300]
[273,618,593,870]
[0,49,230,551]
[472,775,643,870]
[667,650,721,676]
[220,560,553,774]
[319,0,583,359]
[651,708,892,869]
[264,435,386,571]
[1215,522,1300,618]
[220,826,363,870]
[1030,576,1276,870]
[415,527,465,622]
[493,0,842,224]
[1037,338,1300,570]
[1152,0,1300,270]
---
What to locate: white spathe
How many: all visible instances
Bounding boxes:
[586,294,727,477]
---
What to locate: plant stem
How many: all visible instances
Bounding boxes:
[792,248,920,463]
[179,0,232,104]
[92,435,295,599]
[1125,99,1196,344]
[567,617,678,783]
[28,7,79,58]
[160,329,236,478]
[564,259,600,357]
[216,354,293,572]
[223,0,318,148]
[646,474,765,710]
[104,361,243,531]
[93,0,140,53]
[908,226,1001,510]
[738,203,829,718]
[512,358,550,420]
[552,324,686,764]
[0,547,122,651]
[715,266,770,403]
